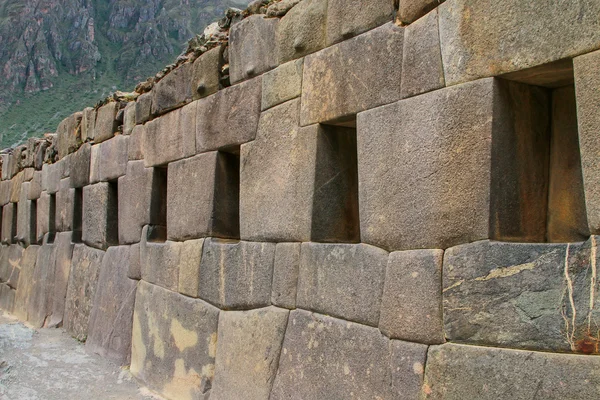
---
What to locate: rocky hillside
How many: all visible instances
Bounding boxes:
[0,0,249,147]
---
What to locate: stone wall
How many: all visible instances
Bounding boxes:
[2,0,600,399]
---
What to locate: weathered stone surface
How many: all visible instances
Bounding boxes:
[400,9,445,98]
[271,310,393,399]
[55,178,76,232]
[27,240,56,328]
[167,151,239,241]
[57,112,82,159]
[379,249,444,344]
[9,170,24,203]
[399,0,442,24]
[574,49,600,234]
[422,343,600,400]
[240,100,315,241]
[27,171,42,200]
[326,0,394,45]
[82,182,118,250]
[131,280,219,400]
[301,23,403,126]
[89,135,129,183]
[1,153,14,181]
[123,102,136,136]
[144,102,195,167]
[41,161,63,194]
[0,283,15,312]
[195,76,261,153]
[229,15,278,84]
[128,243,141,280]
[63,244,105,341]
[81,107,96,142]
[1,203,16,244]
[262,58,303,111]
[0,181,10,206]
[135,92,153,125]
[118,161,162,244]
[140,232,182,292]
[199,238,275,309]
[128,124,145,161]
[86,246,137,365]
[69,143,91,188]
[36,191,54,242]
[12,245,39,321]
[177,239,204,298]
[0,244,23,289]
[271,242,300,309]
[443,238,600,352]
[94,102,119,144]
[438,0,600,86]
[47,232,74,328]
[152,63,193,115]
[191,46,221,100]
[391,340,428,399]
[16,182,36,245]
[212,307,289,399]
[297,242,388,326]
[276,0,327,64]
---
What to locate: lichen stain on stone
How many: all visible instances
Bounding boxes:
[170,319,198,352]
[130,312,146,377]
[162,358,201,400]
[474,262,536,281]
[412,361,424,375]
[208,332,218,358]
[147,312,164,359]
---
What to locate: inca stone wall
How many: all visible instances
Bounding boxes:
[2,0,600,399]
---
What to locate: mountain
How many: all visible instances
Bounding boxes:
[0,0,250,147]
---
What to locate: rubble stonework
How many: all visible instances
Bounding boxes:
[2,1,600,399]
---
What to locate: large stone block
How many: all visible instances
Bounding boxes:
[86,246,137,365]
[81,107,96,142]
[135,92,153,125]
[443,238,600,353]
[123,102,136,136]
[391,340,428,399]
[41,161,63,194]
[9,170,24,203]
[199,238,275,309]
[438,0,600,86]
[229,15,278,84]
[574,49,600,234]
[47,232,74,328]
[379,249,444,344]
[398,0,442,24]
[89,135,129,183]
[55,178,76,232]
[301,23,403,126]
[82,182,118,250]
[177,238,204,298]
[144,102,196,167]
[271,310,393,399]
[128,124,145,161]
[271,242,300,309]
[167,151,239,241]
[212,307,289,399]
[63,244,105,341]
[36,191,54,243]
[94,102,119,143]
[195,76,261,153]
[12,245,39,321]
[400,9,445,98]
[1,203,16,244]
[261,58,303,111]
[27,240,57,328]
[27,170,42,200]
[152,63,193,115]
[0,283,15,312]
[69,143,91,188]
[140,233,182,292]
[0,244,22,288]
[275,0,327,64]
[191,46,222,100]
[326,0,394,45]
[0,181,10,206]
[131,280,219,400]
[422,343,600,400]
[128,243,141,280]
[297,242,388,326]
[57,112,82,159]
[357,78,550,251]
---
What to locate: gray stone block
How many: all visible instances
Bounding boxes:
[131,280,219,399]
[9,171,24,203]
[36,191,54,243]
[144,102,196,167]
[196,76,261,153]
[167,151,239,241]
[128,124,145,161]
[199,238,275,309]
[64,244,105,341]
[438,0,600,86]
[271,242,300,309]
[83,182,118,250]
[123,102,136,136]
[391,340,428,399]
[0,181,10,206]
[326,0,395,45]
[81,107,96,142]
[12,245,38,321]
[0,244,22,288]
[301,22,403,126]
[271,309,393,399]
[152,63,193,116]
[94,102,119,144]
[229,15,278,84]
[398,0,442,24]
[212,307,289,400]
[128,243,141,280]
[55,178,76,232]
[47,231,74,328]
[57,112,82,160]
[69,143,91,188]
[400,9,445,98]
[297,242,388,326]
[422,343,600,400]
[191,46,222,100]
[443,238,600,352]
[177,238,204,298]
[275,0,327,64]
[140,233,182,292]
[0,283,15,312]
[41,161,63,194]
[86,246,137,365]
[135,92,153,125]
[89,135,129,183]
[379,249,444,344]
[1,203,16,244]
[262,58,303,111]
[27,241,56,328]
[27,171,42,200]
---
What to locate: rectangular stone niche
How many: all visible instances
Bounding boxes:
[494,60,588,243]
[148,166,168,242]
[311,122,360,243]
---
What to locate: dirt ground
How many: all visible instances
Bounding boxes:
[0,312,162,400]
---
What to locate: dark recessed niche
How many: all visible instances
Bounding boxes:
[149,166,168,243]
